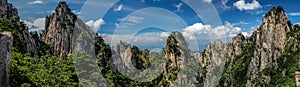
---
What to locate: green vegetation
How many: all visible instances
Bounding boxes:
[264,24,300,86]
[218,41,255,86]
[10,52,80,86]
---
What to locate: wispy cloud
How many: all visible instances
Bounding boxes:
[114,4,123,12]
[203,0,212,3]
[289,12,300,16]
[28,0,44,4]
[233,0,261,11]
[116,16,144,29]
[174,3,183,12]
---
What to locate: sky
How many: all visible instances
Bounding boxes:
[9,0,300,51]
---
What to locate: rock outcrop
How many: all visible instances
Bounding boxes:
[164,31,199,86]
[0,31,12,87]
[246,6,292,86]
[0,0,18,19]
[0,0,38,57]
[41,2,78,55]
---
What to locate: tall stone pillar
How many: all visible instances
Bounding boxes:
[0,31,13,87]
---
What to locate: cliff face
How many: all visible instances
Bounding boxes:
[0,31,12,87]
[246,6,292,86]
[164,31,199,86]
[0,0,18,19]
[41,2,78,55]
[0,0,38,57]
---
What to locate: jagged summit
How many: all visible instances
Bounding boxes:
[41,1,78,55]
[41,1,95,56]
[0,0,7,5]
[54,1,74,16]
[262,6,292,32]
[0,0,18,19]
[264,6,285,17]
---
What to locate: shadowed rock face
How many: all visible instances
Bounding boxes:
[0,0,18,19]
[0,32,12,87]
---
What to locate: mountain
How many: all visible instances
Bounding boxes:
[41,2,78,55]
[166,6,298,86]
[193,6,298,86]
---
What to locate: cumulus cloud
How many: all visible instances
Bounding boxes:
[114,4,123,12]
[182,22,242,40]
[24,18,45,32]
[85,18,105,32]
[289,12,300,16]
[203,0,212,3]
[233,0,261,11]
[28,0,44,4]
[160,32,171,41]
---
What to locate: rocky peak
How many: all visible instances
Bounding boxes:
[0,0,18,19]
[245,6,292,86]
[263,6,291,32]
[0,0,7,6]
[41,1,78,55]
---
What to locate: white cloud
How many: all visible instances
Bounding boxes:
[125,16,144,24]
[233,0,261,11]
[24,18,45,32]
[72,10,81,15]
[289,12,300,16]
[116,16,144,29]
[175,3,183,12]
[85,18,105,32]
[241,25,258,37]
[221,0,230,8]
[160,32,171,41]
[182,22,242,40]
[28,0,44,4]
[203,0,212,3]
[114,4,123,12]
[241,32,251,37]
[101,32,167,49]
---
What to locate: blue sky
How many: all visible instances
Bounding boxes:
[10,0,300,51]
